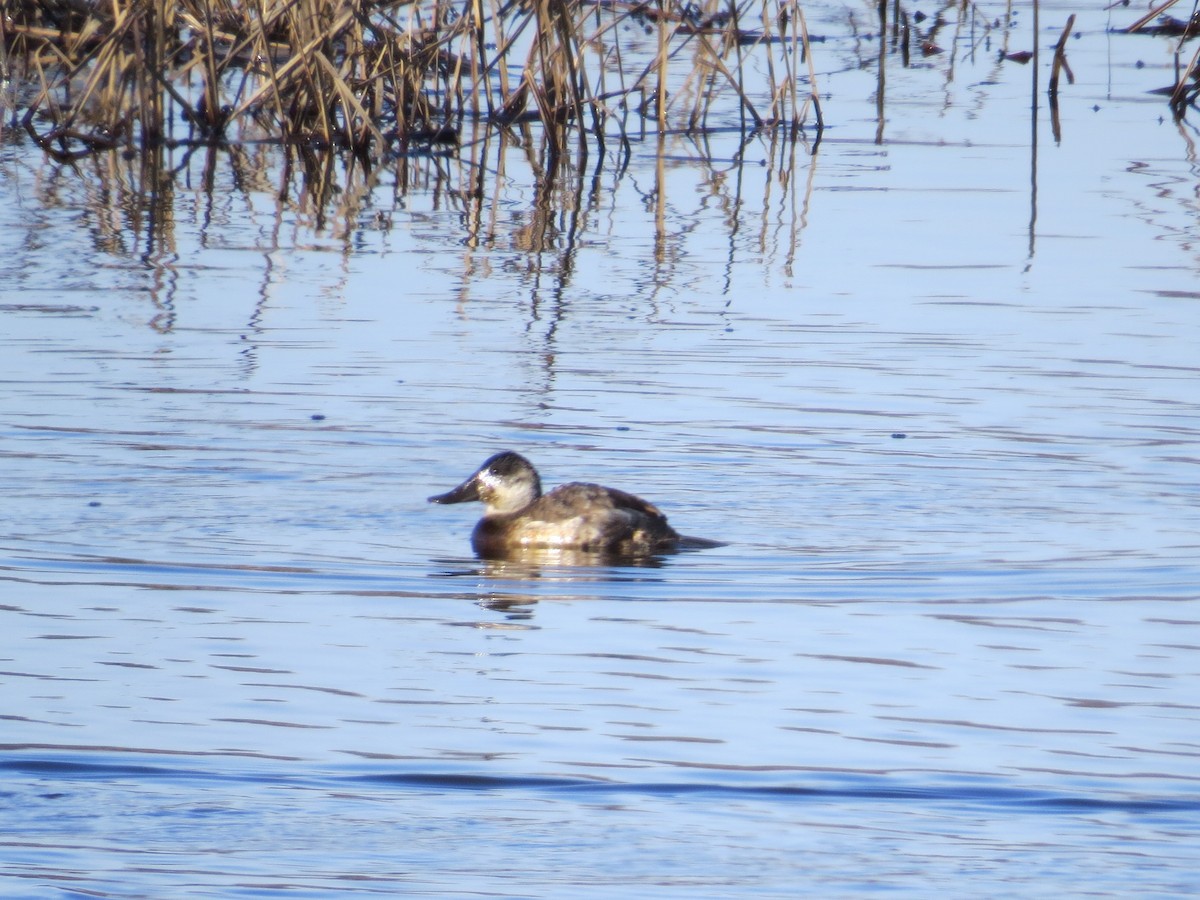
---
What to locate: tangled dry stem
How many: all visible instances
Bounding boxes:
[2,0,821,160]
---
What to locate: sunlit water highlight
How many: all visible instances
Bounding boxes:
[3,0,1200,895]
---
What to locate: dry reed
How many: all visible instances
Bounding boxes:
[2,0,820,161]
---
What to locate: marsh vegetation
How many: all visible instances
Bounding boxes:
[4,0,1197,267]
[2,0,820,162]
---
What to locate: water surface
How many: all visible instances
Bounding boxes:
[2,0,1200,895]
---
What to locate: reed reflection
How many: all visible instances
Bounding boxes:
[5,104,812,327]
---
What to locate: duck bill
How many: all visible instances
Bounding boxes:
[428,477,481,505]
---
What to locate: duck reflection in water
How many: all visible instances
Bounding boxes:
[428,451,720,561]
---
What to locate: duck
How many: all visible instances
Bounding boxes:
[428,451,713,558]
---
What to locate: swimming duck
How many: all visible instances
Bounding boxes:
[429,451,706,558]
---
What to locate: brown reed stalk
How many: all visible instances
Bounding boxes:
[8,0,818,159]
[793,1,821,136]
[654,0,672,127]
[1124,0,1183,33]
[1169,42,1200,115]
[1047,14,1075,98]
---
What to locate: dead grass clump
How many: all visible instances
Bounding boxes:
[2,0,820,161]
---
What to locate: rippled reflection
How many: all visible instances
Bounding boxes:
[4,0,1200,894]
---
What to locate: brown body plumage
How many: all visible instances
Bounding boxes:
[429,451,703,559]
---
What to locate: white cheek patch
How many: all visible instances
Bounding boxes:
[478,470,503,492]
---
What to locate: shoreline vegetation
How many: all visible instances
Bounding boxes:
[3,0,1195,259]
[1,0,821,163]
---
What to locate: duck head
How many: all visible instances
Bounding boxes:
[428,451,543,515]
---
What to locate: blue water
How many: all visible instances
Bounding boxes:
[3,0,1200,894]
[3,552,1198,896]
[3,757,1197,897]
